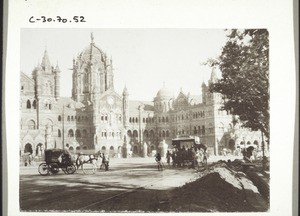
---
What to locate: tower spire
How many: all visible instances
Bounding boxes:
[91,32,94,44]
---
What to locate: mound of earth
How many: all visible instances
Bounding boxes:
[168,163,269,212]
[85,162,269,212]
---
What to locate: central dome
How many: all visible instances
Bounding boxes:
[80,43,105,63]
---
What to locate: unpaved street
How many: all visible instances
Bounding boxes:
[20,157,199,211]
[20,155,269,212]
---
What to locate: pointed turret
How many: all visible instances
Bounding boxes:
[54,63,61,100]
[122,85,129,96]
[41,49,52,73]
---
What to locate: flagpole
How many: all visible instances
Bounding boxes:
[62,105,65,149]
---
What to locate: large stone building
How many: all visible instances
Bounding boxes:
[20,35,264,158]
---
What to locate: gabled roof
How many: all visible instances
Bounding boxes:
[128,100,154,115]
[56,97,85,109]
[189,95,202,105]
[21,72,34,85]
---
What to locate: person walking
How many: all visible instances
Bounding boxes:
[166,150,171,167]
[155,153,163,171]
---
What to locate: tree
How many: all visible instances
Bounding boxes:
[209,29,269,139]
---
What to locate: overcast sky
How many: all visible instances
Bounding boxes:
[21,28,227,101]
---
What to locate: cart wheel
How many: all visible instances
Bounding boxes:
[49,163,59,175]
[66,164,76,174]
[38,163,49,176]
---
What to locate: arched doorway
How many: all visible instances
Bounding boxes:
[101,146,106,154]
[133,146,138,154]
[24,143,33,154]
[109,146,115,157]
[35,143,43,156]
[228,139,235,151]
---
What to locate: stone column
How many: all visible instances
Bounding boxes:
[142,142,148,158]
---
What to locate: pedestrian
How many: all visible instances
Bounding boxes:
[243,146,254,163]
[166,150,171,167]
[155,153,163,171]
[100,153,109,171]
[28,153,33,166]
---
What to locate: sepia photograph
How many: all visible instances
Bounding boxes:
[19,28,270,212]
[3,0,297,215]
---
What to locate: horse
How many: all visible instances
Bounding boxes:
[75,153,101,174]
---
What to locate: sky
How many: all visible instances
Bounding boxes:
[21,28,227,101]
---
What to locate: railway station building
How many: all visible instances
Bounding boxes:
[20,35,264,158]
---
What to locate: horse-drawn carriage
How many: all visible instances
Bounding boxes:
[171,136,208,168]
[38,149,76,176]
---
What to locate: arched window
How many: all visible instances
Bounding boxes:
[194,126,197,135]
[166,130,169,137]
[76,146,81,151]
[32,100,37,109]
[198,126,201,135]
[101,115,104,121]
[49,104,52,110]
[110,146,114,150]
[75,129,81,138]
[26,100,31,109]
[159,131,162,137]
[166,117,169,122]
[162,130,165,137]
[144,130,149,138]
[58,115,62,121]
[83,146,88,150]
[133,130,138,138]
[158,117,161,123]
[143,118,145,123]
[67,116,70,121]
[69,146,74,152]
[202,126,205,135]
[101,146,106,150]
[82,129,87,137]
[27,120,36,130]
[146,118,148,123]
[135,117,138,123]
[68,129,74,137]
[162,117,165,123]
[149,130,154,139]
[58,129,61,137]
[71,116,74,121]
[78,116,80,121]
[105,115,108,121]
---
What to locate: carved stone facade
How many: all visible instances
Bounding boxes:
[20,35,264,157]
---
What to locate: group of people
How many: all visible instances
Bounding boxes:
[155,146,207,171]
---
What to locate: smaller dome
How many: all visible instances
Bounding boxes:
[156,86,173,99]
